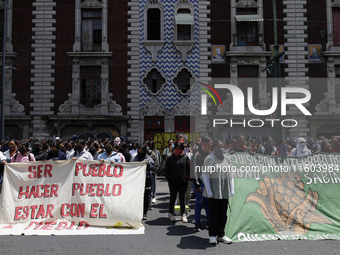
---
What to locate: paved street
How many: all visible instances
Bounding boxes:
[1,178,339,255]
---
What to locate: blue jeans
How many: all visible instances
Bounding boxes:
[194,183,209,223]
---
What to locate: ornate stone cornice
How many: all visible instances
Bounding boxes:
[81,0,103,8]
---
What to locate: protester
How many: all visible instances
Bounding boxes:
[98,141,121,163]
[202,139,233,244]
[32,142,49,161]
[192,136,212,231]
[133,145,157,220]
[275,140,291,156]
[227,134,249,153]
[118,142,131,162]
[165,141,190,223]
[291,137,311,157]
[4,140,17,163]
[46,142,67,160]
[259,137,276,156]
[67,139,93,160]
[320,140,332,153]
[11,140,36,162]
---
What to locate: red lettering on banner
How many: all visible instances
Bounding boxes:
[106,165,113,177]
[45,164,52,177]
[114,165,123,178]
[77,221,90,230]
[22,206,29,220]
[56,221,68,230]
[42,221,57,230]
[104,184,111,196]
[97,183,104,196]
[88,183,97,196]
[34,222,45,230]
[72,183,80,196]
[75,162,83,176]
[29,164,53,179]
[90,164,99,177]
[99,164,106,176]
[43,184,50,198]
[28,166,36,179]
[67,221,75,230]
[61,203,85,218]
[83,164,90,176]
[14,206,23,220]
[90,203,99,218]
[24,221,38,230]
[18,186,30,199]
[36,185,43,198]
[99,204,107,218]
[80,183,89,196]
[19,185,59,199]
[61,203,70,217]
[30,205,38,219]
[29,186,36,199]
[46,204,54,218]
[50,184,58,197]
[113,184,122,196]
[35,205,45,219]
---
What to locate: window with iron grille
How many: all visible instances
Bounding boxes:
[143,68,165,94]
[81,67,101,108]
[174,68,192,94]
[82,10,102,51]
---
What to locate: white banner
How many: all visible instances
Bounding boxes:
[0,159,146,235]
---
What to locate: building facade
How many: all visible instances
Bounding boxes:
[1,0,340,143]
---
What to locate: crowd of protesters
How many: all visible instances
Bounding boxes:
[0,133,338,244]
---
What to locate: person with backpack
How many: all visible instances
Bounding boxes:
[11,140,36,163]
[202,139,234,245]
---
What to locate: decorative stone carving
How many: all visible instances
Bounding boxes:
[243,57,254,65]
[108,93,122,113]
[80,0,103,8]
[315,92,331,112]
[331,0,340,7]
[171,99,199,116]
[235,0,259,7]
[173,41,195,62]
[218,93,233,113]
[59,93,73,113]
[140,99,168,116]
[9,93,24,113]
[145,0,163,9]
[143,41,165,62]
[174,0,193,11]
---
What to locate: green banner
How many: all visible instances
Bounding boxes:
[225,152,340,242]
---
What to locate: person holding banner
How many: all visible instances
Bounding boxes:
[132,145,157,220]
[67,139,93,160]
[290,137,311,157]
[202,139,234,245]
[98,141,121,163]
[11,140,36,163]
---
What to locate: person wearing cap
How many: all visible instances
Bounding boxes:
[11,140,36,162]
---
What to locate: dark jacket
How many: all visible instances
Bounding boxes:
[34,151,49,161]
[165,153,190,185]
[46,150,67,160]
[192,147,209,188]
